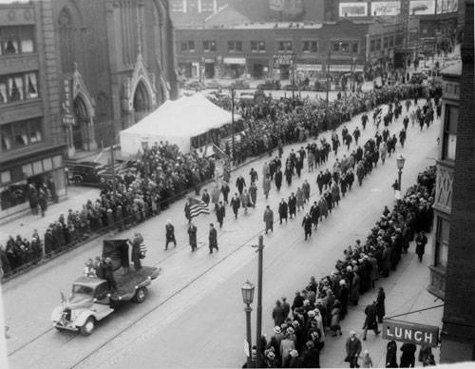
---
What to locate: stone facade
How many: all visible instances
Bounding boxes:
[0,0,66,220]
[50,0,178,152]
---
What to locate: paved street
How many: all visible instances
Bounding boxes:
[2,97,440,368]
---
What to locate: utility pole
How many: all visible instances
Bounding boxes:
[255,235,264,368]
[231,88,235,164]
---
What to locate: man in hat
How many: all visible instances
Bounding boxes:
[165,220,176,250]
[280,332,295,368]
[302,340,320,368]
[208,223,218,254]
[345,331,362,368]
[272,300,286,326]
[289,349,303,368]
[263,205,274,234]
[187,221,197,252]
[363,301,380,340]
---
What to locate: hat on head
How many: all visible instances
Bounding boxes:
[307,310,316,317]
[350,330,356,336]
[273,326,281,334]
[290,350,299,358]
[287,327,295,334]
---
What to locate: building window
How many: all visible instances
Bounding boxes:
[278,41,293,52]
[0,118,43,152]
[395,33,403,46]
[201,0,215,12]
[0,72,39,104]
[442,104,458,160]
[340,42,350,53]
[383,37,389,49]
[203,40,216,52]
[352,42,359,53]
[370,39,375,52]
[435,217,450,270]
[389,36,394,47]
[376,39,382,51]
[181,41,195,52]
[0,26,35,55]
[251,41,266,52]
[228,41,242,53]
[302,41,318,53]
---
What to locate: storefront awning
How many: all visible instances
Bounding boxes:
[223,57,246,65]
[329,64,364,72]
[296,64,323,72]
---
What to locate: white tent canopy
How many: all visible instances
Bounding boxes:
[119,93,240,157]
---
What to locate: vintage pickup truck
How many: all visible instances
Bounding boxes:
[51,239,161,335]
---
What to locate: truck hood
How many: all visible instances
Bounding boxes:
[65,293,94,311]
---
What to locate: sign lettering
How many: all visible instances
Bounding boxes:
[383,319,439,347]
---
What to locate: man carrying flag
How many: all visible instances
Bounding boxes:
[186,197,210,220]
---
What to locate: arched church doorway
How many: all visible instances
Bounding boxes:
[72,96,90,150]
[133,80,151,123]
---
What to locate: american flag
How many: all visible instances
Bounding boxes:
[188,197,210,218]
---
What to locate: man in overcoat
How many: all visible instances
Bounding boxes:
[188,222,197,251]
[263,205,274,234]
[208,223,218,254]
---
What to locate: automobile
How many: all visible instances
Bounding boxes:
[256,80,281,90]
[184,80,205,91]
[205,80,223,89]
[239,91,255,100]
[283,84,299,91]
[65,160,106,186]
[229,79,250,90]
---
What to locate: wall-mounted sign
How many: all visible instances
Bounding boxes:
[410,0,436,15]
[383,319,440,347]
[273,53,294,67]
[436,0,458,13]
[339,2,368,17]
[371,1,401,16]
[296,64,323,72]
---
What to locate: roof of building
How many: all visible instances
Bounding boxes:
[440,60,462,77]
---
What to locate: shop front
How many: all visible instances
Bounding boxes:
[0,144,67,220]
[247,58,270,79]
[273,53,294,80]
[222,57,246,79]
[295,63,324,80]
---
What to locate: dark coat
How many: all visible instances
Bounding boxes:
[278,201,288,219]
[209,227,218,249]
[302,348,320,368]
[288,196,297,215]
[188,225,197,247]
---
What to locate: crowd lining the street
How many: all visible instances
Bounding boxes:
[248,166,436,368]
[0,81,441,280]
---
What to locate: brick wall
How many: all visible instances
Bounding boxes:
[440,0,475,363]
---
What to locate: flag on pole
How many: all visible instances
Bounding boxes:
[188,197,210,218]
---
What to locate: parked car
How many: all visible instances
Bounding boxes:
[205,80,223,89]
[257,80,281,90]
[184,80,205,91]
[283,84,299,91]
[65,161,105,186]
[229,79,250,90]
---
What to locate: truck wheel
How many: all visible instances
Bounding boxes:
[79,317,96,336]
[133,287,147,303]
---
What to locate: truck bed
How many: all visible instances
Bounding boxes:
[111,266,159,300]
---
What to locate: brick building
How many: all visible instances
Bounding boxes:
[176,19,413,81]
[50,0,178,154]
[0,0,66,220]
[439,0,475,362]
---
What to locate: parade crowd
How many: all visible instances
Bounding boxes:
[249,165,436,368]
[0,81,440,280]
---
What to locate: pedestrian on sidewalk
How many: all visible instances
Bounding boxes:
[330,299,342,336]
[302,213,312,240]
[263,205,274,234]
[362,301,380,340]
[400,343,417,367]
[272,300,286,327]
[249,181,257,207]
[345,331,362,368]
[415,231,428,262]
[187,222,197,252]
[361,349,373,368]
[208,223,218,254]
[164,220,176,250]
[278,198,288,224]
[386,340,399,368]
[376,287,386,323]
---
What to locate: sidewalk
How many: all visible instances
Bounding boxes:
[321,232,443,368]
[0,186,100,246]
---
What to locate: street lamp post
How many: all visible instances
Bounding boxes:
[396,154,406,192]
[241,280,255,369]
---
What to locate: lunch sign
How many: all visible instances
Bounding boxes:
[383,319,439,347]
